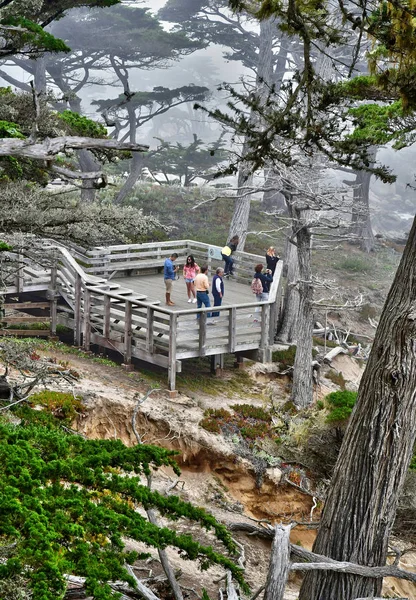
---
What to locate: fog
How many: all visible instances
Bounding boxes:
[0,0,414,238]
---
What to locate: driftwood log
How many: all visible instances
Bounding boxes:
[264,525,292,600]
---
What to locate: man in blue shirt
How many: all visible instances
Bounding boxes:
[164,253,179,305]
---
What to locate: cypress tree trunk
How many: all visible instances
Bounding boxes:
[290,208,313,408]
[276,235,300,344]
[299,214,416,600]
[351,168,375,253]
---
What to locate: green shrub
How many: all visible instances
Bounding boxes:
[334,256,370,273]
[325,390,357,423]
[29,390,84,422]
[272,345,297,368]
[230,404,271,421]
[326,370,347,390]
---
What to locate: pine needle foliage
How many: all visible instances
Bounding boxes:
[0,416,246,598]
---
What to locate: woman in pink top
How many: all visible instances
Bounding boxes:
[183,255,200,303]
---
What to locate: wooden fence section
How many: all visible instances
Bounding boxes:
[2,240,283,391]
[60,239,264,284]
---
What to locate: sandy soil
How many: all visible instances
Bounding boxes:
[34,348,416,599]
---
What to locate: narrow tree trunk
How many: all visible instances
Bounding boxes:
[290,211,313,408]
[116,152,144,204]
[350,148,377,252]
[351,168,375,252]
[299,215,416,600]
[68,96,100,203]
[115,101,143,204]
[276,235,300,343]
[228,18,276,249]
[33,56,47,93]
[78,149,100,203]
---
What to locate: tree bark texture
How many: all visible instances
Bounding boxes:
[78,149,100,203]
[264,524,291,600]
[116,152,145,204]
[229,18,276,249]
[299,215,416,600]
[115,100,144,204]
[290,207,313,408]
[350,148,377,252]
[0,137,148,160]
[276,234,300,343]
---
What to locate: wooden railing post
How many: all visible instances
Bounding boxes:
[74,274,82,346]
[123,300,132,368]
[103,295,110,340]
[83,288,91,351]
[168,313,177,391]
[198,312,207,357]
[228,307,236,353]
[15,252,24,293]
[146,306,154,354]
[260,303,271,348]
[48,254,58,337]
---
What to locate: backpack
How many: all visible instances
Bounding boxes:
[251,277,263,295]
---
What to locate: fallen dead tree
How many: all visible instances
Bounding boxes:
[229,522,413,600]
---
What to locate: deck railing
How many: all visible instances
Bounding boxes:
[2,240,283,391]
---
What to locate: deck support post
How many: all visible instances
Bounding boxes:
[210,354,224,375]
[123,300,132,368]
[146,306,154,354]
[74,274,82,346]
[228,307,236,352]
[199,312,207,357]
[258,303,272,362]
[83,288,91,351]
[103,295,110,341]
[168,313,178,392]
[48,255,58,337]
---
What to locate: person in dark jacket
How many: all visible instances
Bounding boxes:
[212,267,224,317]
[253,263,273,303]
[221,234,239,277]
[265,246,280,275]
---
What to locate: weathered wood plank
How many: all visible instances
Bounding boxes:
[168,314,178,391]
[74,274,82,346]
[3,302,50,310]
[0,329,50,337]
[124,300,132,366]
[2,316,50,323]
[146,307,154,354]
[264,524,291,600]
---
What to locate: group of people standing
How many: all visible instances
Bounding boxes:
[163,253,224,316]
[163,240,279,317]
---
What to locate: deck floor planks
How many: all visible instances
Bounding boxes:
[115,272,257,313]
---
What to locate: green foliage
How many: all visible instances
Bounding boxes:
[230,404,271,421]
[272,345,297,368]
[1,16,70,55]
[146,134,229,186]
[28,390,84,422]
[325,370,347,391]
[200,404,272,447]
[325,390,357,423]
[0,120,25,139]
[334,256,370,273]
[348,101,405,145]
[59,110,107,138]
[0,418,246,598]
[0,240,12,252]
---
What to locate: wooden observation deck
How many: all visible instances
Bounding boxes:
[1,240,282,391]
